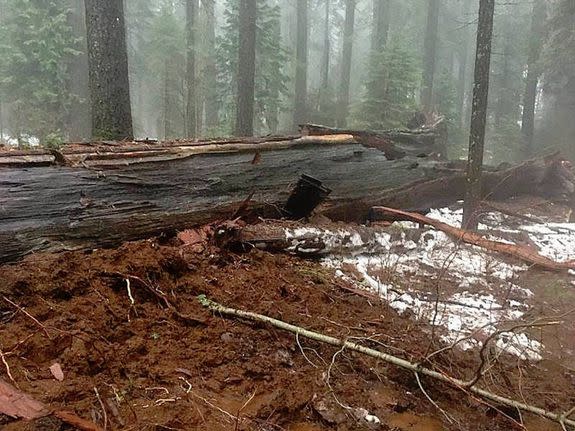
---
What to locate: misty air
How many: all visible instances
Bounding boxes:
[1,1,575,430]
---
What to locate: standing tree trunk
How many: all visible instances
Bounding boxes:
[336,0,356,128]
[84,0,133,140]
[372,0,390,52]
[318,0,331,115]
[203,0,219,133]
[0,0,2,140]
[293,0,308,130]
[421,0,440,112]
[321,0,330,91]
[185,0,198,138]
[494,16,516,130]
[235,0,257,137]
[457,0,473,129]
[521,1,546,157]
[67,0,91,141]
[463,0,495,229]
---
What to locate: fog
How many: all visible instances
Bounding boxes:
[0,0,573,162]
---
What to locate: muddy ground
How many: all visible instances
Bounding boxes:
[0,234,573,430]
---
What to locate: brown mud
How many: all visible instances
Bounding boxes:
[0,236,572,430]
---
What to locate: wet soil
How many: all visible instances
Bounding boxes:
[0,238,572,430]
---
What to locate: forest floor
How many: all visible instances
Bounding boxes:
[1,197,575,431]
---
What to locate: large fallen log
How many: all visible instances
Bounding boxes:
[300,119,448,160]
[323,155,575,223]
[0,131,572,264]
[0,134,356,168]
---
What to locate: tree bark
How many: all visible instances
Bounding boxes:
[494,16,515,129]
[371,0,390,52]
[185,0,199,138]
[202,0,219,132]
[321,0,330,91]
[0,138,570,264]
[235,0,257,137]
[318,0,331,116]
[421,0,440,112]
[84,0,133,140]
[293,0,309,130]
[457,0,473,129]
[301,121,447,160]
[462,0,495,229]
[66,0,91,141]
[521,0,546,157]
[336,0,355,128]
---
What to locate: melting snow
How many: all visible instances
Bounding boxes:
[286,207,575,361]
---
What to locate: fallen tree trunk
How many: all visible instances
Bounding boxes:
[323,154,574,223]
[0,134,356,168]
[0,139,437,263]
[300,120,448,160]
[0,132,571,264]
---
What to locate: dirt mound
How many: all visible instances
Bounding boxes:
[0,239,567,430]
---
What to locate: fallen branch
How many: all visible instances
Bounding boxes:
[370,206,575,271]
[198,295,575,429]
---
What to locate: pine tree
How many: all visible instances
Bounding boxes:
[521,0,546,156]
[542,0,575,156]
[85,0,133,140]
[146,2,186,139]
[421,0,440,111]
[463,0,495,230]
[186,0,199,138]
[354,37,420,129]
[202,0,219,135]
[0,0,80,146]
[336,0,356,127]
[217,0,290,136]
[293,0,308,130]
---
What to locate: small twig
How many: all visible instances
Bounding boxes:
[2,296,51,339]
[414,371,455,424]
[189,391,236,423]
[125,279,135,306]
[296,332,319,368]
[0,347,15,383]
[465,320,560,388]
[93,387,108,431]
[560,405,575,431]
[235,390,257,431]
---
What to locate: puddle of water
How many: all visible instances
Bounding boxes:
[387,412,444,431]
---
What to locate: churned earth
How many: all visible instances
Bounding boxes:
[1,199,574,430]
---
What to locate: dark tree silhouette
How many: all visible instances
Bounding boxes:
[421,0,440,112]
[85,0,133,140]
[336,0,356,127]
[235,0,257,136]
[521,1,546,156]
[293,0,308,130]
[185,0,198,138]
[463,0,496,229]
